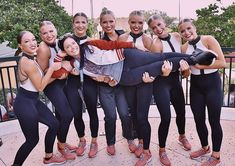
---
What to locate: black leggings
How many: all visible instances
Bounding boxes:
[120,49,194,86]
[124,83,153,150]
[44,79,73,143]
[153,72,186,148]
[190,71,223,152]
[64,74,99,138]
[13,88,59,165]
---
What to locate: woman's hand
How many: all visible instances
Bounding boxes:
[142,72,155,83]
[161,60,172,76]
[57,50,67,58]
[51,61,62,71]
[179,60,191,78]
[70,68,79,75]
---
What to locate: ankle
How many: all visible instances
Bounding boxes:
[159,148,166,153]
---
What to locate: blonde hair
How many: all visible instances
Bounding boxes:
[147,15,163,26]
[100,9,115,22]
[128,10,144,21]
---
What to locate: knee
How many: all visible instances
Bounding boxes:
[49,119,59,132]
[62,111,73,123]
[27,136,39,147]
[104,114,116,122]
[160,115,171,125]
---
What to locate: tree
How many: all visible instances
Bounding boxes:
[195,3,235,47]
[0,0,73,49]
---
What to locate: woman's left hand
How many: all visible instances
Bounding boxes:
[161,60,172,76]
[142,72,155,83]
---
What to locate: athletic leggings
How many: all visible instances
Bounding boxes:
[13,88,59,165]
[153,72,186,148]
[44,79,73,143]
[64,74,99,138]
[120,49,196,86]
[190,71,223,152]
[124,83,153,150]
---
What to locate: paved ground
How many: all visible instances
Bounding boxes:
[0,105,235,166]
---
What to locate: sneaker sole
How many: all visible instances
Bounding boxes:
[178,142,191,151]
[44,160,66,166]
[106,151,115,156]
[145,156,152,166]
[190,153,210,160]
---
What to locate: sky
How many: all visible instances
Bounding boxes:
[59,0,234,19]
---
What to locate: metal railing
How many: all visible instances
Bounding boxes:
[0,48,235,122]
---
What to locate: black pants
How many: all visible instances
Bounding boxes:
[153,72,186,148]
[44,79,73,143]
[13,88,59,165]
[99,84,134,145]
[190,71,223,152]
[124,83,153,150]
[120,49,194,86]
[64,74,99,138]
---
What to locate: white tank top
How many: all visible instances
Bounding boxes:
[127,35,148,51]
[161,34,181,53]
[49,40,60,66]
[186,40,217,75]
[19,61,44,92]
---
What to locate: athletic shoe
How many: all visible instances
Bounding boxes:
[135,143,144,158]
[178,136,192,151]
[190,146,211,159]
[76,140,87,156]
[106,145,116,155]
[135,152,152,166]
[201,156,221,166]
[128,140,137,153]
[64,143,77,152]
[57,143,76,160]
[88,142,98,158]
[43,154,66,165]
[159,151,171,166]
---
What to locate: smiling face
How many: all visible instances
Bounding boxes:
[63,37,80,58]
[19,32,38,55]
[100,13,116,34]
[73,15,88,37]
[148,18,168,38]
[178,21,197,42]
[40,23,57,45]
[128,14,145,34]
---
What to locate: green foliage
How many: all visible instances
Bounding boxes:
[195,3,235,47]
[0,0,73,48]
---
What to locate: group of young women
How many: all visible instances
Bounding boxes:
[12,9,225,166]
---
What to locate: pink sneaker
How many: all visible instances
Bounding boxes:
[201,156,221,166]
[128,140,137,153]
[76,140,87,156]
[64,143,78,152]
[190,146,211,159]
[178,136,192,151]
[43,154,66,165]
[106,145,116,155]
[159,151,171,166]
[135,143,144,158]
[57,143,76,160]
[88,142,98,158]
[135,152,152,166]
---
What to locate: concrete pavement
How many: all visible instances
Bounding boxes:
[0,105,235,166]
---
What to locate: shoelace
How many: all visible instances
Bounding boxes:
[90,143,97,150]
[206,157,219,165]
[78,142,86,148]
[160,152,168,160]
